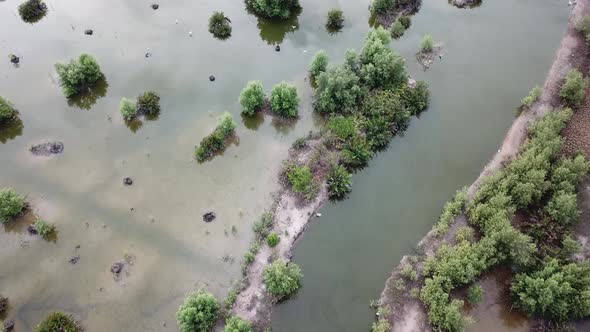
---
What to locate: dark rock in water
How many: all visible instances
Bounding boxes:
[110,262,124,274]
[145,52,152,58]
[203,212,216,223]
[30,141,64,156]
[84,29,93,35]
[209,75,215,82]
[69,255,80,264]
[4,320,14,332]
[151,3,159,10]
[9,54,19,64]
[27,225,38,235]
[123,177,133,186]
[0,296,8,315]
[275,45,281,52]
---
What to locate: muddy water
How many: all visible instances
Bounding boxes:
[272,0,570,331]
[0,0,370,330]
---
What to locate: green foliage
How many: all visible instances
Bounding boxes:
[33,218,55,237]
[327,164,352,199]
[240,81,266,116]
[252,212,274,240]
[137,91,160,115]
[420,34,434,53]
[267,232,280,247]
[314,65,362,114]
[286,165,318,199]
[560,69,586,108]
[401,264,418,281]
[342,137,372,170]
[361,27,407,89]
[18,0,47,22]
[309,51,329,78]
[576,15,590,46]
[326,9,344,30]
[511,259,590,321]
[545,191,579,226]
[120,98,137,121]
[0,188,26,223]
[455,226,475,243]
[176,290,220,332]
[195,112,237,162]
[398,15,411,29]
[467,284,483,304]
[390,19,406,39]
[55,54,103,98]
[246,0,300,19]
[371,318,391,332]
[359,89,409,149]
[263,259,302,299]
[270,82,299,118]
[521,86,542,109]
[34,312,81,332]
[292,137,307,149]
[402,81,430,115]
[370,0,393,15]
[0,96,19,124]
[433,188,467,236]
[561,235,582,258]
[224,316,253,332]
[327,116,358,142]
[208,12,232,39]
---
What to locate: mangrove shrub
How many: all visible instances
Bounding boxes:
[176,290,220,332]
[370,0,393,15]
[209,12,232,39]
[239,81,266,116]
[263,259,302,299]
[33,218,55,237]
[267,232,280,247]
[341,137,372,170]
[521,86,542,110]
[360,27,407,89]
[326,9,344,31]
[120,98,137,121]
[0,188,26,223]
[467,284,483,304]
[402,81,430,115]
[195,112,237,162]
[360,89,408,149]
[18,0,47,23]
[137,91,161,115]
[327,164,352,199]
[420,34,434,53]
[55,54,104,98]
[0,97,19,124]
[314,65,362,114]
[223,316,253,332]
[560,69,586,108]
[390,19,406,39]
[246,0,300,19]
[270,81,299,118]
[576,15,590,46]
[309,50,329,78]
[34,312,81,332]
[286,164,317,199]
[326,115,358,142]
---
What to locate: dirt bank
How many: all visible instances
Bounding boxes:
[377,1,590,330]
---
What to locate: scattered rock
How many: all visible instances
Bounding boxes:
[145,52,152,58]
[203,212,216,223]
[30,141,64,156]
[69,255,80,264]
[27,225,38,235]
[75,244,81,249]
[123,177,133,186]
[110,262,124,275]
[275,45,281,52]
[9,54,19,64]
[151,3,159,10]
[84,29,93,35]
[209,75,215,82]
[4,320,14,332]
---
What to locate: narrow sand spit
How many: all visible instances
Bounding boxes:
[378,1,590,330]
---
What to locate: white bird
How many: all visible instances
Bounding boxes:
[188,31,193,37]
[569,0,572,6]
[175,19,178,24]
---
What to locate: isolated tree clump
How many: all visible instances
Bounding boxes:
[326,9,344,31]
[34,312,82,332]
[209,11,232,39]
[327,164,352,199]
[33,218,55,237]
[223,316,253,332]
[55,54,104,98]
[263,259,302,299]
[370,0,393,15]
[309,50,329,78]
[420,34,434,53]
[270,81,299,118]
[560,69,586,108]
[195,112,237,162]
[0,97,19,124]
[246,0,301,19]
[18,0,47,22]
[239,81,266,116]
[176,290,220,332]
[137,91,161,115]
[0,188,26,223]
[120,98,137,121]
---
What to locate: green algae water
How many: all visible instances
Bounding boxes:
[0,0,568,330]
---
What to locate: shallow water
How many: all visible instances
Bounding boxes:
[271,0,569,331]
[0,0,570,331]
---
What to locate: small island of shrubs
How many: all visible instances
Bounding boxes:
[246,0,301,19]
[209,12,232,39]
[195,112,237,162]
[0,97,20,125]
[18,0,47,23]
[239,80,300,118]
[34,312,82,332]
[239,81,266,116]
[326,9,344,32]
[120,91,161,121]
[55,54,104,98]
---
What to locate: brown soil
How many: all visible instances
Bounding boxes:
[377,1,590,331]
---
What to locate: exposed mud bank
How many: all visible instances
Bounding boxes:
[377,1,590,330]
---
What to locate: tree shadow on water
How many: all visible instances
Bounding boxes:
[241,112,265,131]
[252,7,302,45]
[67,78,108,111]
[0,117,24,144]
[125,111,161,133]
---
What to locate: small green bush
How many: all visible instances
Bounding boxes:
[360,89,409,150]
[270,82,299,118]
[0,188,26,223]
[120,98,137,121]
[371,318,391,332]
[137,91,160,115]
[390,20,406,39]
[327,116,358,142]
[401,264,418,281]
[326,9,344,30]
[176,290,220,332]
[370,0,393,15]
[18,0,47,22]
[576,15,590,46]
[239,81,266,116]
[287,165,317,199]
[224,316,253,332]
[292,137,307,149]
[420,34,434,53]
[562,235,582,258]
[455,226,475,243]
[246,0,300,19]
[403,81,430,116]
[467,284,483,304]
[267,232,280,247]
[0,96,19,124]
[55,54,104,98]
[342,137,372,170]
[34,312,81,332]
[521,86,542,109]
[195,112,237,162]
[327,165,352,199]
[314,65,362,114]
[263,259,302,299]
[33,219,55,237]
[398,15,411,29]
[209,12,232,39]
[560,69,586,108]
[545,190,580,226]
[309,51,329,78]
[433,188,467,236]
